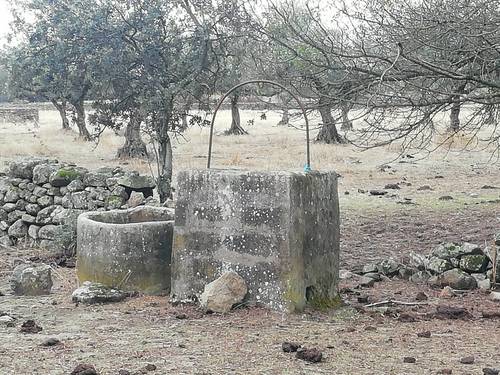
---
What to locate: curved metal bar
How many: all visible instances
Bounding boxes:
[207,79,311,170]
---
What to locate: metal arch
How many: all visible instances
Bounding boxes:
[207,79,311,169]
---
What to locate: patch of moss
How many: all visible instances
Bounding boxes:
[106,195,124,206]
[307,293,343,311]
[56,168,81,181]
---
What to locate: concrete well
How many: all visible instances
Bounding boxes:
[77,206,174,294]
[171,169,340,312]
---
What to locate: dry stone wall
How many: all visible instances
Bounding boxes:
[0,158,157,254]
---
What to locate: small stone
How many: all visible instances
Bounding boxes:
[369,190,387,196]
[282,342,301,353]
[200,271,247,313]
[410,271,431,284]
[439,195,454,201]
[478,279,491,290]
[41,337,61,347]
[0,235,13,247]
[144,363,157,371]
[70,364,98,375]
[67,179,85,192]
[357,276,375,288]
[417,331,431,338]
[384,183,400,189]
[403,356,416,363]
[483,368,500,375]
[429,269,477,290]
[357,295,369,304]
[427,257,454,274]
[7,219,28,238]
[438,369,452,374]
[127,191,145,208]
[440,286,456,298]
[363,272,382,281]
[20,319,43,334]
[460,254,489,273]
[11,263,53,296]
[459,356,475,364]
[364,326,377,331]
[118,370,131,375]
[415,291,428,301]
[295,348,323,363]
[490,292,500,302]
[72,281,127,304]
[362,263,378,274]
[0,315,15,325]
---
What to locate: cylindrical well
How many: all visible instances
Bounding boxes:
[76,206,174,294]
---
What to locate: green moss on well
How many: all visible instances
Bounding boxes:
[307,293,343,310]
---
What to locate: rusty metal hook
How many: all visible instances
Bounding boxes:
[207,79,311,170]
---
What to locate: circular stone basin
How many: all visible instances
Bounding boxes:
[77,206,174,295]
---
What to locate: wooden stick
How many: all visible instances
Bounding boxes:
[492,240,498,290]
[364,300,428,308]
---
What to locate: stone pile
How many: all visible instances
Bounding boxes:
[0,158,157,254]
[352,236,500,290]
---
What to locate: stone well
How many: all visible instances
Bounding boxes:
[76,206,174,294]
[171,169,340,312]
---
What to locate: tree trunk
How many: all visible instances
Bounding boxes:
[117,112,147,159]
[51,99,70,130]
[449,83,466,132]
[277,109,289,126]
[156,101,174,203]
[340,103,353,131]
[72,99,91,140]
[316,103,345,144]
[179,101,191,132]
[225,94,247,135]
[277,94,291,126]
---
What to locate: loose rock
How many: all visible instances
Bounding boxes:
[200,271,247,313]
[295,348,323,363]
[282,342,301,353]
[10,263,52,296]
[460,356,475,364]
[20,319,42,334]
[72,281,127,304]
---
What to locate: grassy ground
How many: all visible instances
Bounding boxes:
[0,108,499,374]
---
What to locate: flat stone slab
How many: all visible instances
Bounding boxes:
[72,281,127,304]
[171,169,340,312]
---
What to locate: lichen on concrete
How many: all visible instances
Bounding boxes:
[171,169,340,312]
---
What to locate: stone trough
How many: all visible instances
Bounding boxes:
[76,206,174,294]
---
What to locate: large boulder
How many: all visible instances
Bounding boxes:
[428,268,477,290]
[72,281,127,304]
[10,263,53,296]
[84,172,110,187]
[200,272,248,313]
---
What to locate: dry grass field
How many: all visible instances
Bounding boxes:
[0,107,499,374]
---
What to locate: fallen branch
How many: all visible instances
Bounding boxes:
[364,299,428,308]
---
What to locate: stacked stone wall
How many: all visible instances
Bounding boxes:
[0,158,157,254]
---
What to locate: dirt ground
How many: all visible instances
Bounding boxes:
[0,108,499,374]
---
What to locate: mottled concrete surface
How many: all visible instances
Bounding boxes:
[77,206,174,294]
[171,169,340,312]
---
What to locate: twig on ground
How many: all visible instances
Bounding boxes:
[364,300,429,308]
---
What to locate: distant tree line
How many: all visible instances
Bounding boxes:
[1,0,498,200]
